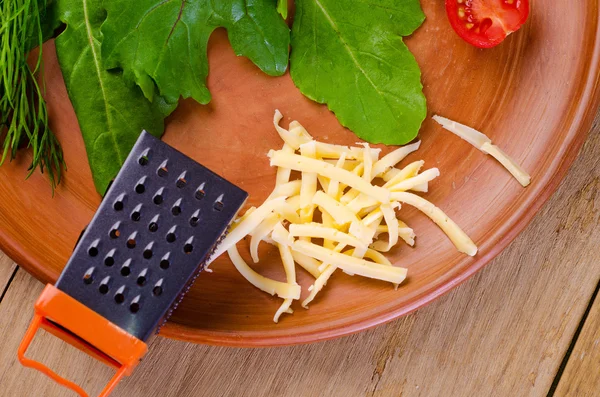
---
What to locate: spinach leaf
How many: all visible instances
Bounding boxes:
[101,0,290,105]
[290,0,427,145]
[54,0,176,194]
[277,0,288,19]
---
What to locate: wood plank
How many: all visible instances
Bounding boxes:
[0,121,599,396]
[0,254,17,300]
[554,284,600,397]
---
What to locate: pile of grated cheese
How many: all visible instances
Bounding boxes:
[209,110,478,323]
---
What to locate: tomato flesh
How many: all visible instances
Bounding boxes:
[445,0,530,48]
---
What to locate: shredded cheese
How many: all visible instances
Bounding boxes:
[269,150,389,202]
[227,245,301,299]
[293,240,407,284]
[433,115,531,187]
[214,110,480,322]
[391,192,477,256]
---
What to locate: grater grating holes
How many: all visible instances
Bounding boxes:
[109,228,120,239]
[135,176,147,194]
[113,193,126,211]
[99,276,110,294]
[166,226,177,243]
[153,278,164,296]
[83,267,94,284]
[195,183,206,200]
[157,160,169,178]
[213,195,224,211]
[115,292,125,304]
[104,256,115,267]
[139,156,149,166]
[121,259,132,276]
[149,222,159,232]
[153,187,165,205]
[183,237,194,254]
[143,249,152,259]
[129,295,140,314]
[126,232,137,249]
[176,172,187,188]
[160,259,170,269]
[137,269,148,286]
[88,244,99,257]
[131,203,142,222]
[171,198,182,216]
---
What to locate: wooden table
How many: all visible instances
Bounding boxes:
[0,117,599,397]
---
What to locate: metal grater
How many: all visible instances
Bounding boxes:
[17,131,247,397]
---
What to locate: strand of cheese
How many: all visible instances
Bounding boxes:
[274,226,299,322]
[339,163,366,204]
[293,240,407,284]
[268,180,301,199]
[313,141,380,160]
[302,265,337,308]
[360,143,373,181]
[481,142,531,187]
[227,245,301,299]
[344,247,399,288]
[303,242,347,307]
[299,141,318,224]
[249,213,281,263]
[372,141,421,178]
[312,191,360,226]
[370,203,399,252]
[269,150,389,202]
[323,159,360,170]
[275,144,295,186]
[411,182,429,193]
[375,222,416,246]
[391,192,477,256]
[273,110,312,150]
[327,153,347,200]
[289,223,368,250]
[210,197,287,263]
[388,168,440,192]
[291,251,322,278]
[383,160,424,187]
[433,115,530,187]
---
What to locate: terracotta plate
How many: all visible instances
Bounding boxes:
[1,1,599,346]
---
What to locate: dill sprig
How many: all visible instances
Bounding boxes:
[0,0,64,191]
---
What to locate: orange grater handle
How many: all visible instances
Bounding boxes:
[17,284,148,397]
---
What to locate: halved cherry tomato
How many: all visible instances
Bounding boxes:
[445,0,530,48]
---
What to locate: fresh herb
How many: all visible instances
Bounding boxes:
[31,0,427,195]
[101,0,290,105]
[53,0,177,194]
[0,0,65,191]
[290,0,426,145]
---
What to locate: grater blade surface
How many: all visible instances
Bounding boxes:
[55,131,247,341]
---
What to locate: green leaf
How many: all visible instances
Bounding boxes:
[54,0,177,194]
[101,0,291,105]
[277,0,288,19]
[290,0,427,145]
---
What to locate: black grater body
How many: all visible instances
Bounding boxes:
[55,131,247,341]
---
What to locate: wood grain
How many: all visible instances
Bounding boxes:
[1,115,599,396]
[0,255,16,297]
[554,287,600,397]
[0,1,599,345]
